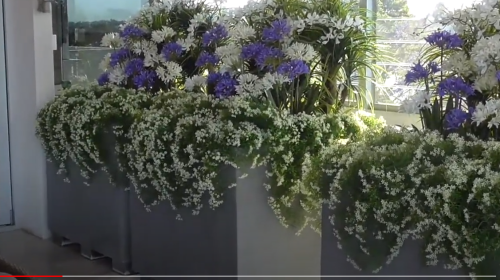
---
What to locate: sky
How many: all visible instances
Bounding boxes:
[68,0,479,22]
[68,0,245,22]
[407,0,477,18]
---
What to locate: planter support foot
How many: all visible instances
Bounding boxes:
[52,235,75,247]
[112,261,133,275]
[81,248,105,261]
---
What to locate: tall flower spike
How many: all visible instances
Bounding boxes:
[425,31,463,49]
[262,19,292,42]
[437,77,474,97]
[202,25,228,47]
[404,62,439,85]
[444,108,469,130]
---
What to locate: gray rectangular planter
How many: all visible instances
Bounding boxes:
[320,204,467,279]
[46,159,131,274]
[130,165,321,279]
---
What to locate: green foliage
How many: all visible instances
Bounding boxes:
[377,0,411,18]
[275,0,388,113]
[126,90,380,230]
[321,127,500,275]
[36,83,385,232]
[35,84,153,184]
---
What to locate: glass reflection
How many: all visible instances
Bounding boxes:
[374,0,476,105]
[59,0,252,82]
[62,0,149,82]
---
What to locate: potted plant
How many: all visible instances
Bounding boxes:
[36,84,152,274]
[320,0,500,277]
[92,0,385,276]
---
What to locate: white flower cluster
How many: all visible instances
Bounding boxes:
[180,0,366,98]
[323,127,500,274]
[440,0,500,84]
[399,90,432,114]
[401,0,500,120]
[35,83,152,185]
[471,99,500,127]
[125,90,378,229]
[38,82,385,230]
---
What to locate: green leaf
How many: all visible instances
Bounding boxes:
[421,108,433,130]
[445,95,454,113]
[431,98,441,131]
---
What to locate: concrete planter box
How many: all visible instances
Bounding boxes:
[46,159,131,274]
[320,205,467,279]
[130,165,321,279]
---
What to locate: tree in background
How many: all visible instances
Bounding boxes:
[377,0,411,18]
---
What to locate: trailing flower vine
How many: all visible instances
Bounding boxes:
[321,127,500,276]
[126,90,384,230]
[35,84,153,185]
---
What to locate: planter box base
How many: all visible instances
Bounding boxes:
[47,161,132,275]
[130,166,321,280]
[321,205,467,279]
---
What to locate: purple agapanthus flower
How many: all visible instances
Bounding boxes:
[110,48,130,67]
[241,43,283,68]
[428,61,440,73]
[404,61,440,84]
[438,77,475,97]
[133,70,157,88]
[425,31,463,49]
[202,25,228,47]
[162,42,184,61]
[124,58,144,76]
[207,72,237,98]
[445,108,469,130]
[97,72,109,86]
[496,70,500,81]
[262,19,292,42]
[277,60,310,79]
[195,52,220,67]
[207,72,222,84]
[120,25,145,39]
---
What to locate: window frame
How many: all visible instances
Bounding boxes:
[360,0,402,112]
[52,0,155,85]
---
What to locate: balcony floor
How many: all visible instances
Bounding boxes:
[0,229,139,279]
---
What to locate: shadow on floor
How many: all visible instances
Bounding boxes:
[0,229,138,279]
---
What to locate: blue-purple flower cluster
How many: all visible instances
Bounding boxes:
[120,25,146,39]
[133,70,157,88]
[403,30,474,132]
[100,47,159,89]
[98,23,191,90]
[196,52,220,67]
[124,58,145,77]
[277,60,310,79]
[97,72,110,86]
[262,19,291,42]
[444,108,469,130]
[437,77,475,97]
[196,19,311,98]
[241,43,284,69]
[404,61,440,84]
[202,25,228,47]
[162,42,184,61]
[110,48,131,67]
[207,72,238,98]
[425,31,463,49]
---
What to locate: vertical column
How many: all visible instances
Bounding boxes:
[0,0,11,226]
[3,0,55,239]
